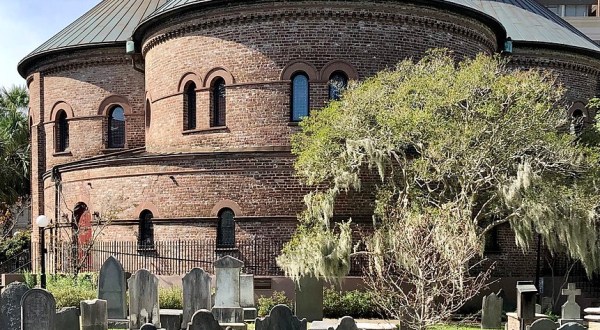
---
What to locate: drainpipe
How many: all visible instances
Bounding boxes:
[52,166,61,274]
[126,38,145,73]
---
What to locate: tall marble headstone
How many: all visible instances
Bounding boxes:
[182,268,212,329]
[21,288,56,330]
[559,283,583,325]
[0,281,28,329]
[98,256,127,320]
[255,304,307,330]
[81,299,108,330]
[481,292,503,329]
[212,255,244,324]
[240,274,257,321]
[188,310,222,330]
[128,268,161,329]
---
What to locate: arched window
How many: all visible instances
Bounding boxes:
[328,71,348,101]
[291,72,309,121]
[217,208,235,248]
[145,100,151,129]
[108,106,125,148]
[185,82,196,130]
[55,110,69,152]
[139,210,154,249]
[211,78,226,127]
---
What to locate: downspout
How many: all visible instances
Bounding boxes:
[51,166,61,275]
[126,38,145,74]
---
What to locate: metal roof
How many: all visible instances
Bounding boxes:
[17,0,168,76]
[18,0,600,78]
[449,0,600,52]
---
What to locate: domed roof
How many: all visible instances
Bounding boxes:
[18,0,600,78]
[17,0,168,77]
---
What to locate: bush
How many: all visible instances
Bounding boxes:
[323,287,380,318]
[160,286,183,309]
[257,291,293,317]
[23,271,37,288]
[47,273,97,308]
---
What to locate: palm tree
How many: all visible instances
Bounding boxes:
[0,85,30,204]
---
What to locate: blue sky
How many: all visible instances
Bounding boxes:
[0,0,100,89]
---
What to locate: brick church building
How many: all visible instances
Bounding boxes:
[19,0,600,294]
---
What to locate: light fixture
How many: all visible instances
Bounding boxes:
[36,215,49,228]
[503,37,513,54]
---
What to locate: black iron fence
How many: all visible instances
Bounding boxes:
[46,238,369,276]
[0,249,31,274]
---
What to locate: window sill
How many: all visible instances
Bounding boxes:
[137,246,156,253]
[287,121,300,126]
[53,151,72,157]
[215,246,238,251]
[101,148,126,154]
[183,126,229,135]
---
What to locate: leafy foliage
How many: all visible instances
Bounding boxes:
[278,49,600,328]
[323,287,380,318]
[257,291,293,317]
[47,273,97,308]
[159,286,183,309]
[0,230,30,262]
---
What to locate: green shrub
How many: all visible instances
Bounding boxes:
[160,286,183,309]
[257,291,293,317]
[23,271,37,288]
[47,273,97,308]
[323,287,380,318]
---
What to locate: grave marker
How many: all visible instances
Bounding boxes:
[559,284,583,325]
[0,281,28,329]
[212,256,244,324]
[56,307,80,330]
[481,292,503,329]
[21,288,56,330]
[98,256,127,320]
[129,269,161,329]
[255,304,307,330]
[81,299,108,330]
[188,309,222,330]
[182,268,212,329]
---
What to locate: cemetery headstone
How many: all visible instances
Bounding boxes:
[188,309,222,330]
[240,274,257,321]
[557,323,586,330]
[295,276,324,322]
[56,306,80,330]
[528,318,558,330]
[81,299,108,330]
[160,309,182,330]
[140,323,158,330]
[559,283,583,325]
[481,292,503,329]
[331,316,359,330]
[0,281,28,329]
[255,304,307,330]
[212,256,244,324]
[98,255,127,320]
[128,268,161,329]
[21,288,56,330]
[182,268,212,329]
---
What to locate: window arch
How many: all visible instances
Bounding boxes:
[138,210,154,249]
[108,106,125,148]
[217,208,235,248]
[211,77,226,127]
[328,71,348,101]
[184,82,196,130]
[55,110,69,152]
[291,72,309,122]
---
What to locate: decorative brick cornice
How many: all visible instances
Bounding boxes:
[142,8,496,56]
[509,49,600,76]
[41,56,131,76]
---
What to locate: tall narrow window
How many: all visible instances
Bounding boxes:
[56,110,69,152]
[328,71,348,101]
[291,73,309,121]
[145,100,151,129]
[217,208,235,248]
[185,82,196,130]
[108,106,125,148]
[139,210,154,249]
[211,78,226,127]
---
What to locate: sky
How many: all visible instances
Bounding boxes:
[0,0,100,89]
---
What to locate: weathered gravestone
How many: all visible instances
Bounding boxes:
[255,304,307,330]
[182,268,212,329]
[481,292,503,329]
[21,288,56,330]
[56,306,80,330]
[528,318,558,330]
[557,323,586,330]
[129,268,161,329]
[295,276,324,322]
[329,316,359,330]
[188,309,222,330]
[98,256,127,320]
[81,299,108,330]
[559,284,583,325]
[212,256,244,324]
[0,281,28,329]
[240,274,257,321]
[140,323,158,330]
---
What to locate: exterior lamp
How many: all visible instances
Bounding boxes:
[36,215,49,289]
[503,37,513,54]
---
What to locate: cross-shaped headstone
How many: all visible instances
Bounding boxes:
[560,283,582,322]
[562,283,581,304]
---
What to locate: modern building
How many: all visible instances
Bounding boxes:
[19,0,599,300]
[536,0,600,43]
